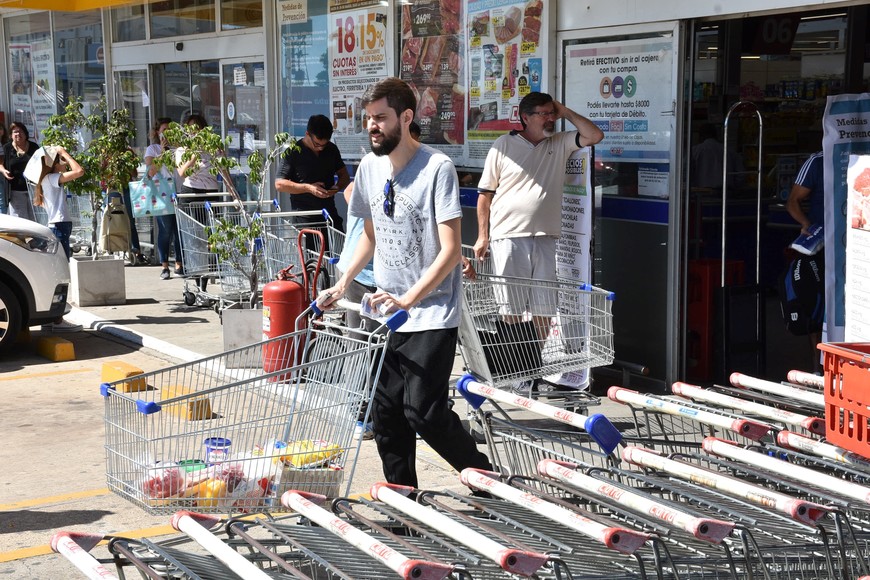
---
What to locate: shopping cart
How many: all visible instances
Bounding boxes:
[100,304,408,515]
[458,375,623,477]
[457,273,614,403]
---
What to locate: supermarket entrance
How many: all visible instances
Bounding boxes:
[685,7,866,382]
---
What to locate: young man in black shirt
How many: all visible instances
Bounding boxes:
[275,114,350,236]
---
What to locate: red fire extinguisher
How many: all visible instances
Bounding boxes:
[262,228,325,377]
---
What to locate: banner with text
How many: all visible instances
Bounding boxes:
[822,93,870,343]
[564,37,673,164]
[329,3,389,159]
[546,147,593,389]
[399,0,465,161]
[845,154,870,341]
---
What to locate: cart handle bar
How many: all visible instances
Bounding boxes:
[462,468,651,553]
[371,482,550,576]
[281,490,455,580]
[457,374,622,455]
[311,299,409,332]
[51,531,119,580]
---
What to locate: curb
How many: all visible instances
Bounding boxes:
[65,306,205,363]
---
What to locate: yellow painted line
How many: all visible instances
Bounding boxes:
[0,488,110,511]
[0,524,179,563]
[0,492,376,564]
[0,368,93,382]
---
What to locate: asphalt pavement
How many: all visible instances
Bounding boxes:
[0,261,487,578]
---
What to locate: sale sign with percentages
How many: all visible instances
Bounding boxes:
[399,0,465,155]
[329,3,389,158]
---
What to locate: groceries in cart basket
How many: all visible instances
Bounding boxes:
[139,437,344,510]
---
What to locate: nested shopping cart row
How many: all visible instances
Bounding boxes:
[58,371,870,579]
[175,198,333,311]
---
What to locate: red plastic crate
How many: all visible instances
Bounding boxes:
[821,342,870,458]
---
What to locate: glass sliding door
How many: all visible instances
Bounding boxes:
[114,68,150,157]
[150,60,220,128]
[221,60,266,201]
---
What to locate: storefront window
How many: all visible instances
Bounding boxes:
[221,0,262,31]
[5,13,50,138]
[114,70,150,157]
[150,0,216,38]
[278,0,329,137]
[111,3,146,43]
[223,61,266,199]
[54,11,106,107]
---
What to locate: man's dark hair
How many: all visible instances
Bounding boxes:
[409,121,421,139]
[517,92,553,129]
[307,114,334,140]
[361,77,416,120]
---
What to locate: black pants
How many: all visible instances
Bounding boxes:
[372,327,491,487]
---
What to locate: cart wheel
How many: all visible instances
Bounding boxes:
[214,302,222,314]
[183,291,197,306]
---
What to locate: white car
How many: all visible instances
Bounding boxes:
[0,214,71,350]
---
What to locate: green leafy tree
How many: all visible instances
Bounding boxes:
[154,124,298,306]
[42,96,139,257]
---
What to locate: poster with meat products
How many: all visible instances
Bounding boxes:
[845,154,870,341]
[466,0,547,165]
[328,2,390,159]
[399,0,464,159]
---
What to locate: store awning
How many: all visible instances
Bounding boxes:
[0,0,135,11]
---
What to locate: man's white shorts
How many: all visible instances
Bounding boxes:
[490,236,557,317]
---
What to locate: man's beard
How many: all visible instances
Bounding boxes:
[370,124,402,156]
[542,124,555,138]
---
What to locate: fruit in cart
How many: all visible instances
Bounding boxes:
[280,439,341,468]
[141,464,184,498]
[199,478,228,507]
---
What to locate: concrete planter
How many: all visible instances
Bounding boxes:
[69,256,126,307]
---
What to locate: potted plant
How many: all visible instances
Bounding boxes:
[154,125,298,310]
[41,97,139,306]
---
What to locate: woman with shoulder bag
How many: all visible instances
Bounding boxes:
[145,117,182,280]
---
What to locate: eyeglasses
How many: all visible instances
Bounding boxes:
[383,179,395,217]
[528,110,556,118]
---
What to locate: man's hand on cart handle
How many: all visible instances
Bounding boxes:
[316,289,340,309]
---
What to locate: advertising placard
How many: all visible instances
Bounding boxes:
[329,3,389,159]
[547,147,593,389]
[822,94,870,343]
[30,38,56,140]
[9,44,35,134]
[845,153,870,341]
[564,37,673,164]
[466,0,546,165]
[399,0,465,160]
